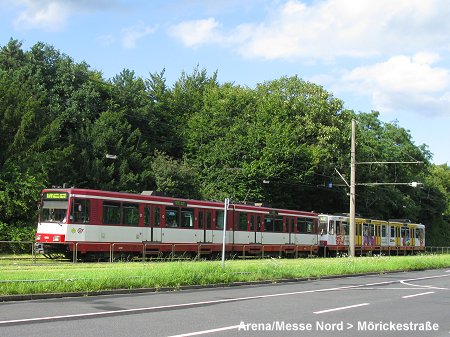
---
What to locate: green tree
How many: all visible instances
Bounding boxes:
[145,69,180,155]
[185,76,352,211]
[151,151,200,199]
[0,165,45,241]
[420,164,450,245]
[355,112,431,220]
[170,66,219,157]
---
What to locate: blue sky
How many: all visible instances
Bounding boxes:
[1,0,449,165]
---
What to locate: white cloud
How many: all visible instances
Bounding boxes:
[167,0,450,118]
[169,18,221,47]
[13,0,72,31]
[169,0,450,61]
[121,21,157,49]
[11,0,122,32]
[342,53,450,116]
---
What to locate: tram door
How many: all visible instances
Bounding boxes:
[396,227,401,246]
[401,227,410,246]
[249,214,263,244]
[286,217,295,244]
[198,210,213,242]
[144,205,162,242]
[328,220,336,246]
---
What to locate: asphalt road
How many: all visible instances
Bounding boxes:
[1,269,449,337]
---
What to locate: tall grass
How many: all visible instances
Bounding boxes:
[1,255,449,296]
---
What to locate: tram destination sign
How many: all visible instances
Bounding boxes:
[173,200,188,207]
[43,192,69,200]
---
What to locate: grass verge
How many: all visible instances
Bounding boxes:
[1,255,449,296]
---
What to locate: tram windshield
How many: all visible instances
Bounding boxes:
[40,200,68,223]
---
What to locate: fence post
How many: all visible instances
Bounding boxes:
[31,241,36,264]
[73,242,78,263]
[110,243,114,262]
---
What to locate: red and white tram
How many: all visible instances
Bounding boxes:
[35,188,319,259]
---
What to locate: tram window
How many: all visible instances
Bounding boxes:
[273,216,283,232]
[180,208,194,228]
[206,211,212,229]
[154,207,160,227]
[265,218,274,232]
[250,215,255,231]
[238,212,247,231]
[198,211,204,229]
[72,199,90,223]
[318,217,327,235]
[382,225,386,237]
[336,221,341,235]
[391,226,395,237]
[123,203,139,226]
[41,200,68,222]
[144,207,151,226]
[343,222,349,235]
[216,210,224,229]
[329,220,334,235]
[297,218,306,233]
[165,207,179,227]
[308,220,314,233]
[103,202,121,225]
[297,218,313,234]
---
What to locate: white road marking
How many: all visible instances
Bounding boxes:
[363,280,402,287]
[402,291,435,299]
[167,325,240,337]
[358,287,426,290]
[400,280,448,290]
[365,274,448,288]
[0,273,447,325]
[0,284,364,325]
[313,303,370,314]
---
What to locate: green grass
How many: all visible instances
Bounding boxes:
[1,255,450,296]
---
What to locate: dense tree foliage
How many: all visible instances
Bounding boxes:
[0,39,448,245]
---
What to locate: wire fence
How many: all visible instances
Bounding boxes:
[425,246,450,254]
[1,240,449,265]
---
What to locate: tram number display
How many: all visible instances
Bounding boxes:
[43,192,69,200]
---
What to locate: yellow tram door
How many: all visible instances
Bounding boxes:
[355,219,362,246]
[409,225,415,246]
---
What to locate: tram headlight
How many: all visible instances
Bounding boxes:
[53,235,61,242]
